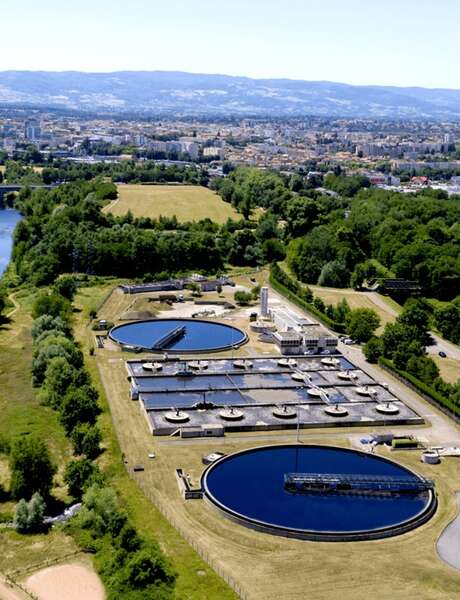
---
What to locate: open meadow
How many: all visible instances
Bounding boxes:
[103,184,241,223]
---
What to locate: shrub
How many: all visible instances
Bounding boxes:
[59,386,100,435]
[32,291,72,321]
[318,260,350,288]
[363,336,384,363]
[346,308,380,343]
[234,290,252,305]
[54,275,78,301]
[64,459,101,500]
[31,314,69,341]
[14,493,46,533]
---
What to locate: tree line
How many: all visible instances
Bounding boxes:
[5,277,177,599]
[2,158,209,186]
[10,178,288,285]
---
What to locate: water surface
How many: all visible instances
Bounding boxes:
[0,209,21,275]
[203,445,431,535]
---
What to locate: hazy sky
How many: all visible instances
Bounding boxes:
[2,0,459,88]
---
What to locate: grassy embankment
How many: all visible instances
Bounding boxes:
[0,286,79,575]
[0,281,237,599]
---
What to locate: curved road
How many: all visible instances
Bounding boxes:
[437,492,460,571]
[366,292,460,361]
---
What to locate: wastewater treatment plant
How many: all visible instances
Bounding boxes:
[91,283,460,598]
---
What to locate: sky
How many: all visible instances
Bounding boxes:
[2,0,460,88]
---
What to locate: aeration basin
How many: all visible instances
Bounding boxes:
[202,444,436,541]
[109,318,247,353]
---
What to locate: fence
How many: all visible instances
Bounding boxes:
[378,359,460,424]
[5,551,83,600]
[127,468,250,600]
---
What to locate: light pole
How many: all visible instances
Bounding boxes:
[296,409,301,443]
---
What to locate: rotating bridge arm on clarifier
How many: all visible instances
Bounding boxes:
[284,473,434,494]
[151,325,186,350]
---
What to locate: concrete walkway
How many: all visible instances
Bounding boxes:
[437,492,460,571]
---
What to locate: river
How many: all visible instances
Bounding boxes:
[0,209,21,276]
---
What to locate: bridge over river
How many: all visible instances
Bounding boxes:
[0,184,58,202]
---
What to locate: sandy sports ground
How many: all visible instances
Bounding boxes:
[0,578,28,600]
[25,564,105,600]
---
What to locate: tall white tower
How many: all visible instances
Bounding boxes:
[260,286,269,318]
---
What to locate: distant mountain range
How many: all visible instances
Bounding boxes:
[1,70,460,119]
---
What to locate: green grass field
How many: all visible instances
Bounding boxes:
[309,286,397,334]
[104,184,241,223]
[0,287,79,577]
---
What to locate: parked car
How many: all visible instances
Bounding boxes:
[438,351,447,358]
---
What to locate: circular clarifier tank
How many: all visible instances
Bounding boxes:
[109,318,247,353]
[202,445,436,541]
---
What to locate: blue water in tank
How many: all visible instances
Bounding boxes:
[203,445,431,534]
[110,318,246,352]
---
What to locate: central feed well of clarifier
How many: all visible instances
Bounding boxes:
[202,444,436,541]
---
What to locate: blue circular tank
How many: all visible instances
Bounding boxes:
[109,318,247,353]
[202,444,436,541]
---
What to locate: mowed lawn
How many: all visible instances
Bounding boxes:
[104,184,240,223]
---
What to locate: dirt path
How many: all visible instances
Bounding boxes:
[6,292,19,319]
[25,564,105,600]
[364,291,400,318]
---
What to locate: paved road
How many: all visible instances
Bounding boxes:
[339,341,460,445]
[437,492,460,571]
[366,291,460,361]
[426,333,460,361]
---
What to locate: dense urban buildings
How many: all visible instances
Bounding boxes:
[2,110,460,194]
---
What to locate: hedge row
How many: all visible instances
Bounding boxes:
[378,357,460,419]
[391,438,418,448]
[269,265,347,333]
